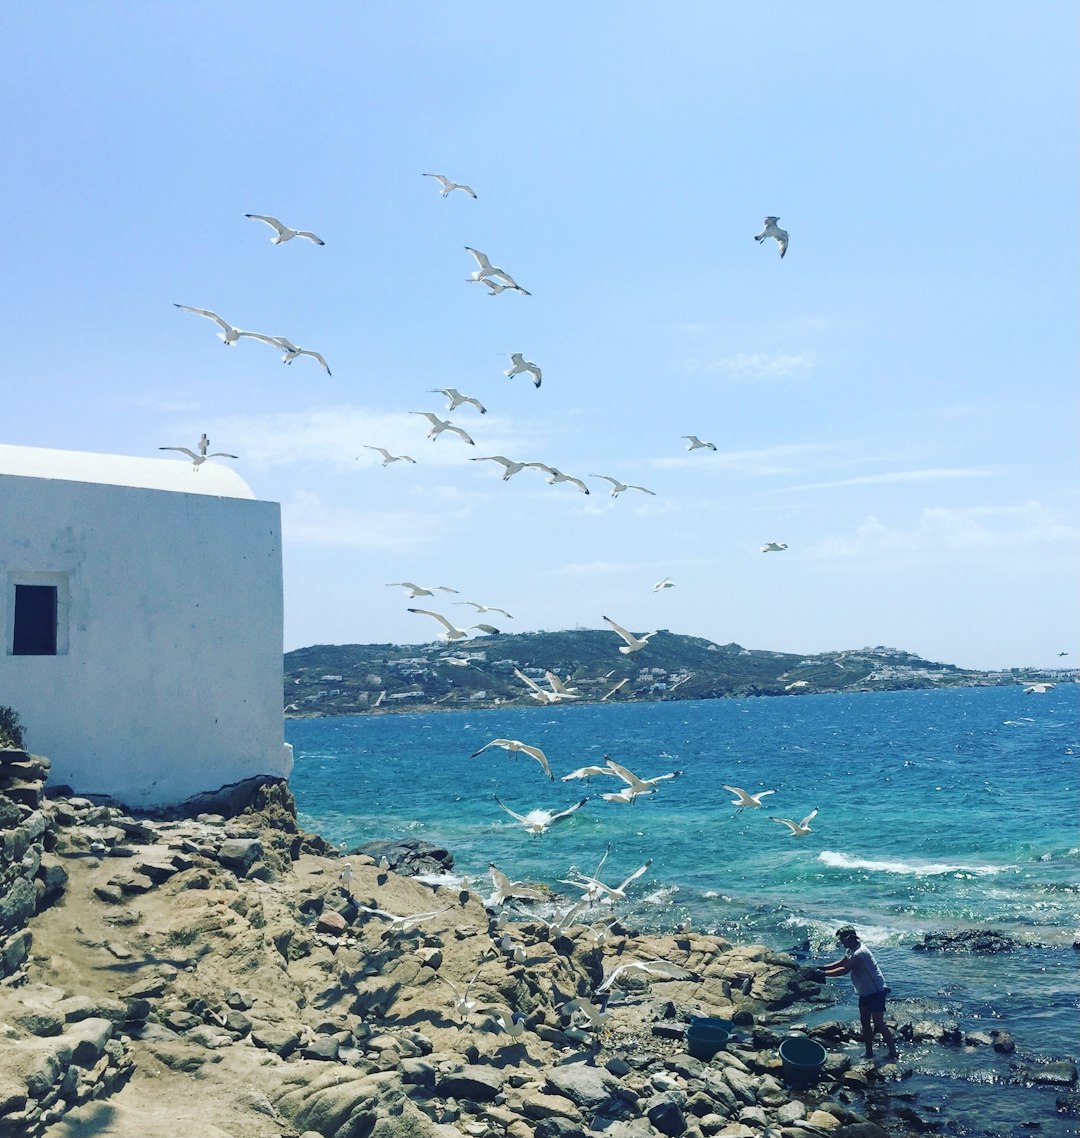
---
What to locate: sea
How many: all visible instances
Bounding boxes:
[286,684,1079,1137]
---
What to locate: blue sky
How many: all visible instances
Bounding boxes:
[3,3,1076,670]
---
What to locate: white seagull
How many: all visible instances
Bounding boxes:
[436,968,483,1020]
[423,173,477,198]
[723,784,777,811]
[244,213,325,245]
[761,542,788,553]
[487,863,545,905]
[596,959,697,994]
[682,435,717,451]
[562,857,652,904]
[525,463,590,495]
[409,412,475,445]
[429,387,487,414]
[560,997,611,1030]
[407,608,498,641]
[602,756,682,801]
[561,764,620,783]
[273,337,332,376]
[754,216,789,258]
[385,582,458,598]
[470,455,532,481]
[498,936,527,965]
[471,739,553,781]
[513,668,579,704]
[769,808,819,837]
[504,353,542,388]
[601,677,630,701]
[602,615,658,654]
[1022,682,1056,694]
[464,247,518,285]
[493,1011,527,1038]
[591,475,656,498]
[159,440,238,469]
[173,304,269,346]
[362,446,417,466]
[356,904,453,930]
[456,600,513,618]
[473,277,531,296]
[338,863,353,889]
[494,795,589,834]
[653,577,675,592]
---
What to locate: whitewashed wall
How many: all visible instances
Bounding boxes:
[0,445,291,809]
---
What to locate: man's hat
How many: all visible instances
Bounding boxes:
[835,925,857,941]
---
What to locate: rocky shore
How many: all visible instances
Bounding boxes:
[1,748,1075,1138]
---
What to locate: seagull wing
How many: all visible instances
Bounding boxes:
[494,796,530,825]
[206,452,238,459]
[615,859,652,892]
[769,816,801,835]
[603,757,648,791]
[174,304,230,333]
[550,797,589,824]
[513,668,547,696]
[407,608,456,633]
[723,785,754,806]
[602,616,637,647]
[519,744,553,780]
[445,425,475,445]
[159,447,198,460]
[800,808,819,829]
[524,462,556,475]
[295,230,325,245]
[245,213,288,237]
[296,349,331,375]
[465,247,495,272]
[602,678,629,700]
[236,330,288,347]
[628,484,656,495]
[592,475,620,488]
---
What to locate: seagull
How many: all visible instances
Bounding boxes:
[409,411,475,445]
[436,968,483,1020]
[652,577,675,592]
[423,173,477,198]
[504,353,542,388]
[601,677,630,701]
[456,601,513,618]
[513,668,579,704]
[487,863,545,905]
[560,997,611,1030]
[173,304,266,346]
[603,756,682,800]
[470,455,533,481]
[761,542,788,553]
[407,608,498,641]
[356,904,453,930]
[464,247,517,286]
[473,277,531,296]
[498,934,528,963]
[494,795,588,834]
[525,463,590,495]
[561,765,620,783]
[1058,651,1069,657]
[591,475,656,498]
[1022,682,1056,694]
[723,785,777,811]
[386,582,459,598]
[337,863,353,889]
[493,1011,527,1038]
[244,213,325,245]
[273,338,332,376]
[159,442,238,469]
[562,857,651,904]
[769,808,819,837]
[362,446,417,466]
[602,615,658,654]
[682,435,717,451]
[596,959,697,993]
[755,216,789,258]
[471,739,553,780]
[430,388,487,414]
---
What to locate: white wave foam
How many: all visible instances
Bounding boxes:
[640,885,680,904]
[819,850,1011,877]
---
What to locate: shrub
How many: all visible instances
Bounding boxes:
[0,706,25,749]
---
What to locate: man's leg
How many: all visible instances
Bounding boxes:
[859,1003,874,1058]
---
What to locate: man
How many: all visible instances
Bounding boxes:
[823,925,899,1062]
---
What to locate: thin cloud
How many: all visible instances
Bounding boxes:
[681,352,812,379]
[655,443,831,475]
[778,467,996,493]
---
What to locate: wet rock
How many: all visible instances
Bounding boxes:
[991,1029,1016,1054]
[1018,1059,1077,1086]
[355,838,454,878]
[912,929,1028,953]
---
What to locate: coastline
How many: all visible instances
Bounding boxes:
[2,763,1076,1138]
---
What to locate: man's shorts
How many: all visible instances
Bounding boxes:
[858,989,888,1015]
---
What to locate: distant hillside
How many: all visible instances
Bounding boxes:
[283,629,1045,716]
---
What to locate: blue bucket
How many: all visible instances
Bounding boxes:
[685,1016,732,1060]
[778,1035,828,1087]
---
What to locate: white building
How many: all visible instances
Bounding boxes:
[0,444,292,809]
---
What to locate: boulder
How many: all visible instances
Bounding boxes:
[545,1065,621,1109]
[436,1064,506,1102]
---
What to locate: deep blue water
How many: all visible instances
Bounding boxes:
[287,685,1079,1136]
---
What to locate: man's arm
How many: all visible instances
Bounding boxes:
[823,957,851,976]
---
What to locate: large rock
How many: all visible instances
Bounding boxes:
[354,838,454,877]
[435,1064,506,1102]
[545,1064,621,1109]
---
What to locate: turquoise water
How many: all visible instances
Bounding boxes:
[287,685,1079,1136]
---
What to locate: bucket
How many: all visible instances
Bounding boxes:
[778,1035,828,1087]
[685,1016,732,1061]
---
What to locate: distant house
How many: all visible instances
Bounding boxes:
[0,443,292,809]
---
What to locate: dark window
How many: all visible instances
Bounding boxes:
[13,585,58,655]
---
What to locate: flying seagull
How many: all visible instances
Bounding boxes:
[456,601,514,618]
[423,173,477,198]
[436,968,483,1020]
[653,577,675,592]
[723,784,777,811]
[560,997,611,1030]
[769,808,819,837]
[430,388,487,414]
[761,542,788,553]
[493,1011,527,1038]
[504,353,542,388]
[682,435,717,451]
[386,582,458,598]
[173,304,269,346]
[356,904,453,930]
[561,764,621,783]
[470,455,532,481]
[244,214,325,245]
[601,677,630,701]
[487,863,545,906]
[159,441,238,469]
[464,247,518,286]
[273,337,332,376]
[494,795,589,834]
[525,463,590,495]
[596,959,697,993]
[1022,682,1055,694]
[470,739,553,780]
[473,277,531,296]
[513,667,579,704]
[591,475,656,498]
[602,615,658,654]
[362,446,417,466]
[754,216,789,259]
[562,857,652,904]
[409,412,475,445]
[407,608,498,641]
[603,756,682,800]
